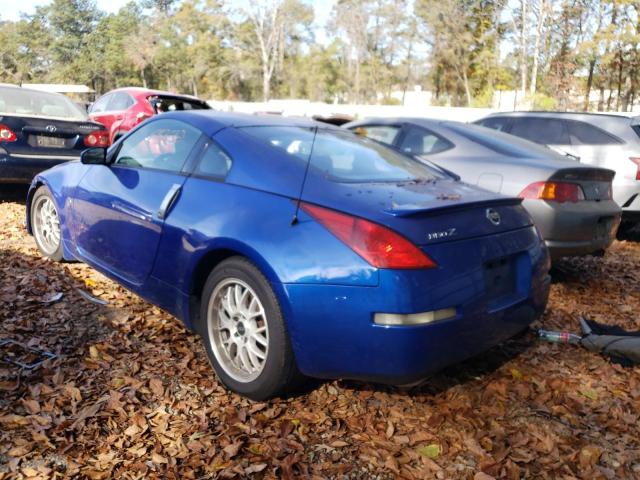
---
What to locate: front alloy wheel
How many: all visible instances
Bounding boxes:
[31,186,63,261]
[199,257,303,400]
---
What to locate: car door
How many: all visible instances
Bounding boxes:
[88,93,113,128]
[71,118,203,286]
[107,92,136,137]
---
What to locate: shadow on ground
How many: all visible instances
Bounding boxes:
[0,184,29,204]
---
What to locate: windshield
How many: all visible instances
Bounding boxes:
[444,122,562,160]
[240,126,444,183]
[0,87,87,120]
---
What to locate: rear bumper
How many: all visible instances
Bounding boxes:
[522,199,621,259]
[0,153,78,183]
[281,226,550,384]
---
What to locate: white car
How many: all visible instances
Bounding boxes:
[475,112,640,234]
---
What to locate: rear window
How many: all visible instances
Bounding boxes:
[566,120,622,145]
[398,126,454,155]
[476,116,511,132]
[150,96,209,114]
[444,122,558,159]
[0,87,87,120]
[352,125,401,145]
[240,126,444,183]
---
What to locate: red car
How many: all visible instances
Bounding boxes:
[88,87,210,144]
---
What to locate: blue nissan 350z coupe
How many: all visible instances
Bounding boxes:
[26,111,551,400]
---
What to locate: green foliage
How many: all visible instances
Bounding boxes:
[531,93,557,111]
[0,0,638,110]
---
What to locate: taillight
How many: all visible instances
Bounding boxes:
[518,181,585,203]
[630,157,640,180]
[84,131,110,147]
[300,202,437,269]
[0,124,17,142]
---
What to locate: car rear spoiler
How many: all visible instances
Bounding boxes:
[550,167,615,183]
[383,197,523,218]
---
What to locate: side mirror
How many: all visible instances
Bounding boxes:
[81,147,108,165]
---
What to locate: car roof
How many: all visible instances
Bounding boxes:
[159,110,342,136]
[106,87,205,102]
[345,117,447,129]
[484,110,635,120]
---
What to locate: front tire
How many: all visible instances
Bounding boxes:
[31,186,63,262]
[199,257,303,400]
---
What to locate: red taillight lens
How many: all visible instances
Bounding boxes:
[0,123,17,142]
[84,130,110,147]
[630,157,640,181]
[518,181,585,203]
[300,202,437,269]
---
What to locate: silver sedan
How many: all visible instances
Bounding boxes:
[344,118,621,260]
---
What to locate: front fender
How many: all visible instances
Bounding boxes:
[25,163,89,260]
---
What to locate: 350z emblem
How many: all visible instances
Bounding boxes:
[427,228,457,241]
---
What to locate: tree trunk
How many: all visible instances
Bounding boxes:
[584,59,595,111]
[615,49,624,111]
[141,68,147,89]
[530,0,547,98]
[262,69,271,102]
[520,0,527,99]
[598,86,604,111]
[462,69,472,107]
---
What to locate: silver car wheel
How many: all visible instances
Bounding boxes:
[33,196,61,256]
[207,278,269,383]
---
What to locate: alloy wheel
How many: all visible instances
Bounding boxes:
[33,196,61,256]
[207,278,269,383]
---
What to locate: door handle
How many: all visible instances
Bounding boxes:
[157,184,182,220]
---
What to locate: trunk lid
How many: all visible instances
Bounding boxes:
[303,179,533,247]
[550,167,616,201]
[0,115,104,157]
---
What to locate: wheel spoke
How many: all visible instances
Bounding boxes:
[254,334,268,347]
[248,341,266,360]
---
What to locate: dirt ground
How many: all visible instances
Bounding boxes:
[1,187,639,479]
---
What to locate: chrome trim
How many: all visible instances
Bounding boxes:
[8,153,80,160]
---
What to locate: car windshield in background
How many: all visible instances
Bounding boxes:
[150,96,209,113]
[0,87,87,120]
[240,126,444,183]
[444,122,560,159]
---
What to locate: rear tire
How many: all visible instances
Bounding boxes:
[31,186,63,262]
[198,257,304,400]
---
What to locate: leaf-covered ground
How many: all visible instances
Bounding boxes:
[1,190,639,479]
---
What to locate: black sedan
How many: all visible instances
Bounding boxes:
[0,85,108,184]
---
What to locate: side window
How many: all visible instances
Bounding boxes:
[89,94,112,113]
[398,126,454,155]
[566,120,621,145]
[352,125,401,146]
[114,119,201,172]
[196,142,233,178]
[108,92,134,111]
[510,117,570,145]
[477,116,511,132]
